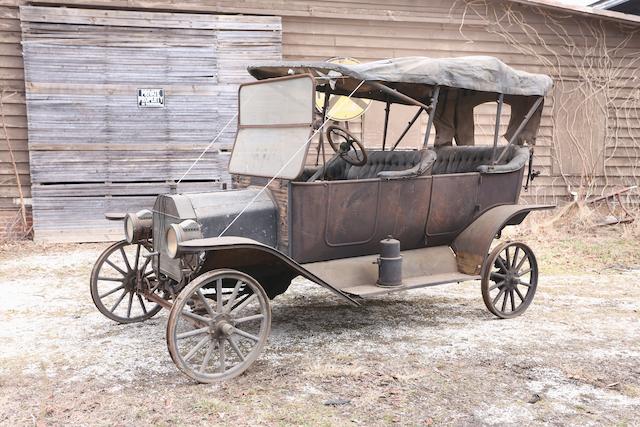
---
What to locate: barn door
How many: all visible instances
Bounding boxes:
[20,6,281,242]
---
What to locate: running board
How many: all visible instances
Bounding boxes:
[342,272,479,297]
[302,246,480,298]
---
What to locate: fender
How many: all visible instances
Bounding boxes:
[179,236,360,306]
[452,204,554,275]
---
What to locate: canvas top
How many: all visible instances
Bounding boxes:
[248,56,553,97]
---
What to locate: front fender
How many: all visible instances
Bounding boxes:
[179,237,360,306]
[452,204,554,275]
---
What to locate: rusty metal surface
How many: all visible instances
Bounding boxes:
[425,170,524,246]
[152,189,278,282]
[425,173,479,244]
[477,169,524,212]
[302,245,472,294]
[452,204,554,275]
[289,167,527,264]
[178,236,360,305]
[289,176,433,263]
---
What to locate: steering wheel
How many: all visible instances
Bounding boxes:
[326,125,368,166]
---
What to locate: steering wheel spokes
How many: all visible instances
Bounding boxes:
[326,124,367,166]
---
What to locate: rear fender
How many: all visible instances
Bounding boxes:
[452,204,554,275]
[179,237,360,305]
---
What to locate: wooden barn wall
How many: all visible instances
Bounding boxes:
[20,6,281,242]
[1,0,639,240]
[0,0,29,240]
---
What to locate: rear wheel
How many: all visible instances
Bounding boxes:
[481,241,538,319]
[166,269,271,383]
[90,240,162,323]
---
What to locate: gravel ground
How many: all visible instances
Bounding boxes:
[0,230,639,426]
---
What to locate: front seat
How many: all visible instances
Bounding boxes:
[316,149,437,181]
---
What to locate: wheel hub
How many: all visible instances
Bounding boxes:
[123,271,137,291]
[208,314,234,338]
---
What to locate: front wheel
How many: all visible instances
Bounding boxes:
[166,269,271,383]
[90,240,163,323]
[481,241,538,319]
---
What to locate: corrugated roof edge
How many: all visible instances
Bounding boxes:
[510,0,640,25]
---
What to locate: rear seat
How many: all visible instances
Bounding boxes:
[432,145,529,175]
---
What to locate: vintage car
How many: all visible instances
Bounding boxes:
[90,56,554,383]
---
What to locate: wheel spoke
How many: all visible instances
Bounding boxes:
[224,280,243,313]
[514,286,525,302]
[517,268,532,277]
[488,280,504,291]
[227,337,245,361]
[182,310,212,326]
[177,326,209,340]
[99,285,124,298]
[105,260,127,276]
[196,289,217,318]
[496,256,508,272]
[126,291,134,317]
[98,276,124,283]
[501,290,508,312]
[231,293,256,315]
[235,314,264,324]
[492,288,505,306]
[200,340,215,374]
[216,279,223,312]
[491,272,506,280]
[110,289,128,313]
[218,339,226,373]
[510,289,515,311]
[133,244,141,271]
[120,248,132,272]
[137,293,147,314]
[517,279,532,287]
[231,326,259,342]
[184,335,210,362]
[511,247,520,269]
[514,254,528,274]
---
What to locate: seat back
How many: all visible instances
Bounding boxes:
[344,150,421,179]
[431,145,524,175]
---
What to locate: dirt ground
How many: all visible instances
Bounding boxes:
[1,226,639,426]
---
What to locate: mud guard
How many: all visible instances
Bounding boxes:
[452,204,554,275]
[178,236,360,306]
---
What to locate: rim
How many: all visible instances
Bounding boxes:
[482,241,538,319]
[90,240,162,323]
[166,269,271,383]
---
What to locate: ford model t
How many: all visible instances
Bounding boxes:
[90,56,554,383]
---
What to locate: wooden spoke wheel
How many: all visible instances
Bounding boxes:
[481,241,538,319]
[90,240,162,324]
[166,269,271,383]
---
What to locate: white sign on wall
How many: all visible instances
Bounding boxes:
[137,88,165,108]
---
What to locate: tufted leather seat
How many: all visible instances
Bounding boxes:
[431,145,529,175]
[312,149,437,181]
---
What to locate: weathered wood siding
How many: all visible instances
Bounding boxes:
[1,0,638,240]
[20,6,281,241]
[0,0,29,240]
